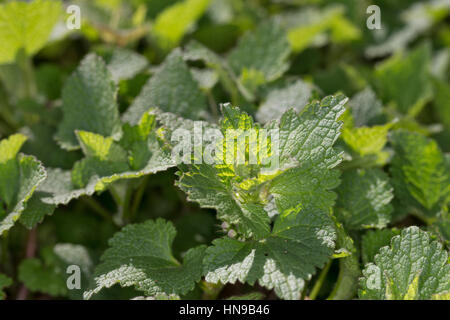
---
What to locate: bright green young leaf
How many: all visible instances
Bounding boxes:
[30,112,175,207]
[0,0,61,64]
[375,44,433,117]
[0,134,46,235]
[336,168,394,230]
[153,0,211,49]
[390,130,450,216]
[342,123,392,157]
[0,273,12,300]
[359,227,450,300]
[56,53,122,150]
[84,219,206,299]
[204,205,336,300]
[285,6,359,53]
[227,19,291,88]
[122,49,208,124]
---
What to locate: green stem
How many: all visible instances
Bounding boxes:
[201,281,224,300]
[129,177,149,222]
[82,197,114,223]
[309,260,332,300]
[16,51,36,99]
[109,186,123,207]
[122,186,133,223]
[1,232,9,270]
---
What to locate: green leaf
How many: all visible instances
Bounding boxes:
[153,0,211,49]
[336,168,393,230]
[0,273,12,300]
[285,6,360,53]
[375,44,432,116]
[203,205,336,300]
[359,226,450,300]
[0,0,61,64]
[342,123,392,157]
[390,130,450,215]
[227,19,291,88]
[256,79,313,123]
[183,40,254,102]
[19,192,56,229]
[84,219,206,299]
[122,49,208,124]
[106,48,149,83]
[56,53,122,150]
[177,95,346,240]
[361,229,401,265]
[268,95,347,213]
[30,113,175,207]
[0,134,47,235]
[18,258,68,297]
[432,77,450,128]
[348,88,384,127]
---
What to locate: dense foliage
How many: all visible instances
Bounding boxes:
[0,0,449,300]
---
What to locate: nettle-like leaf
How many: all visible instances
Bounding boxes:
[204,205,336,300]
[359,227,450,300]
[227,19,291,91]
[177,95,346,239]
[375,44,432,117]
[0,134,46,235]
[284,5,360,53]
[390,130,450,216]
[0,0,61,64]
[183,40,254,102]
[348,88,384,127]
[18,258,68,297]
[84,219,206,299]
[176,95,346,299]
[122,49,208,124]
[106,48,149,83]
[32,112,175,207]
[19,244,93,299]
[256,79,314,124]
[267,95,347,213]
[342,122,392,158]
[336,168,394,230]
[0,273,12,300]
[56,53,122,150]
[153,0,211,49]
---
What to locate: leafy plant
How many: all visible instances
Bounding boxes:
[0,0,448,301]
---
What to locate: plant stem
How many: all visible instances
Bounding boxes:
[201,281,224,300]
[122,187,133,223]
[129,177,149,222]
[82,196,114,223]
[1,232,9,272]
[17,228,38,300]
[309,260,332,300]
